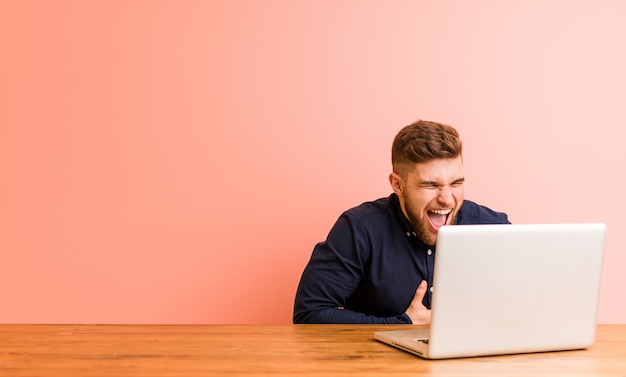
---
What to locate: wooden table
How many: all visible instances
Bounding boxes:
[1,324,625,376]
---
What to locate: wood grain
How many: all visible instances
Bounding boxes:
[1,325,625,376]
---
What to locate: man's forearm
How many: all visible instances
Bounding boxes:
[293,307,412,324]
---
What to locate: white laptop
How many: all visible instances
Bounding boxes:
[374,223,607,359]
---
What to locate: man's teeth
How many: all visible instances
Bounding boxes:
[429,209,452,215]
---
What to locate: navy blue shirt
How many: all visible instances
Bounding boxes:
[293,194,510,324]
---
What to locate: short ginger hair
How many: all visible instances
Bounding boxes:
[391,120,463,178]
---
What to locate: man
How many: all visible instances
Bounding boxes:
[293,120,510,324]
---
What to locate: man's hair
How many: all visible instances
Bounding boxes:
[392,120,463,178]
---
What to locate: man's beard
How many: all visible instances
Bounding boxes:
[404,196,456,246]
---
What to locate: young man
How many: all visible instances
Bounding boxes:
[293,120,510,324]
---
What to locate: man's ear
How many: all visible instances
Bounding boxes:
[389,172,404,195]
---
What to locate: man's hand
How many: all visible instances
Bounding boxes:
[405,280,432,325]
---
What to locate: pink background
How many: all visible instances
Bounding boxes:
[1,0,624,324]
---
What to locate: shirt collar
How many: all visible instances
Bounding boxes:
[390,193,418,238]
[390,193,435,249]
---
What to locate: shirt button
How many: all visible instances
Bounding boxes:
[427,249,433,256]
[430,287,434,293]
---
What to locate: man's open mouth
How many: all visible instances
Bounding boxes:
[427,209,452,228]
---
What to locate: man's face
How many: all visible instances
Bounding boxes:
[390,156,465,246]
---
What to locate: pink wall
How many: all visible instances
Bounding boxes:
[1,0,625,324]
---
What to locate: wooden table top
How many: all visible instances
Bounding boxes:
[1,324,625,376]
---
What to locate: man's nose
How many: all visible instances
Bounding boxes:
[437,186,454,204]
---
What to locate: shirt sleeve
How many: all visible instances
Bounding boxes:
[293,212,412,324]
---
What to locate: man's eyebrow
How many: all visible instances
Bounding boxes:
[418,180,439,186]
[418,177,465,186]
